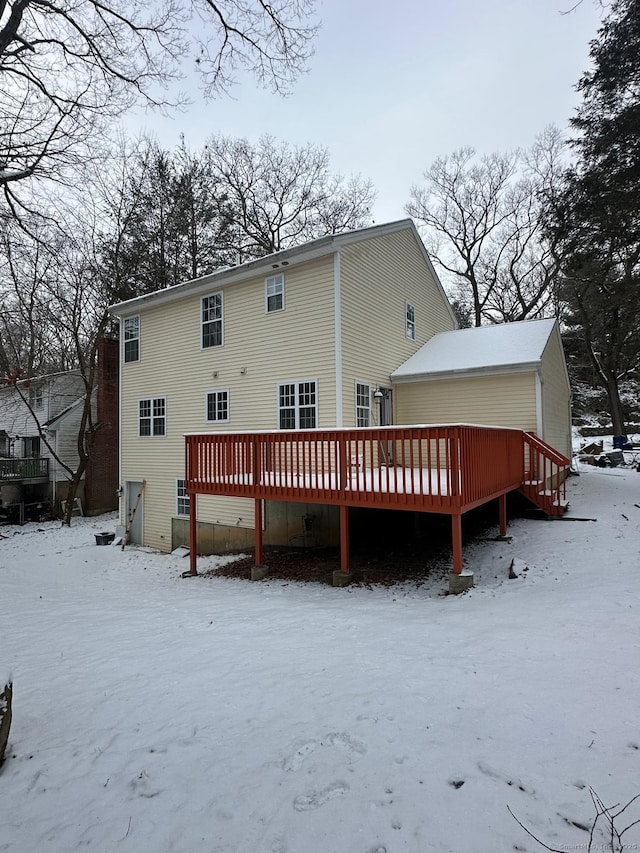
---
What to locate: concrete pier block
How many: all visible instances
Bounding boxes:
[449,570,474,594]
[251,565,268,581]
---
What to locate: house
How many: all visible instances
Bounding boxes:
[391,319,572,459]
[0,338,119,519]
[108,220,571,586]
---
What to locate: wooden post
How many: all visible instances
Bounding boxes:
[499,493,507,536]
[188,491,197,576]
[340,504,349,573]
[255,498,263,566]
[451,513,463,574]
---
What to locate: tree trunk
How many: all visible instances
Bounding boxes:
[604,372,627,436]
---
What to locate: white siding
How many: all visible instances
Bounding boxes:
[540,327,572,457]
[119,256,337,551]
[339,228,456,426]
[396,372,538,432]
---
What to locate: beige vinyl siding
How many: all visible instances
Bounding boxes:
[120,256,336,551]
[396,372,538,432]
[540,328,572,458]
[339,229,455,426]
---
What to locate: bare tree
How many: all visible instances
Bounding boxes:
[406,129,565,326]
[204,134,375,258]
[0,1,318,218]
[0,209,112,524]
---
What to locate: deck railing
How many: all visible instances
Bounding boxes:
[185,425,526,514]
[521,431,569,514]
[0,457,49,481]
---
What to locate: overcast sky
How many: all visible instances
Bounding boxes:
[129,0,604,225]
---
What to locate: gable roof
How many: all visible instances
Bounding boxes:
[391,318,558,382]
[44,388,94,428]
[108,219,457,326]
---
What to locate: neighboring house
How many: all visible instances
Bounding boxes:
[0,338,119,518]
[108,219,572,562]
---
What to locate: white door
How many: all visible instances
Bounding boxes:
[125,481,144,545]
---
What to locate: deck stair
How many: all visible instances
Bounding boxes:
[520,432,571,517]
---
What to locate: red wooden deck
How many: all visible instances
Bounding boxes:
[184,425,570,580]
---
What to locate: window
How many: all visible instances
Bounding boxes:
[23,436,41,457]
[265,273,284,313]
[406,301,416,340]
[355,382,371,427]
[202,293,223,348]
[139,397,166,436]
[176,479,189,516]
[123,316,140,363]
[28,385,44,410]
[278,380,317,429]
[206,390,229,423]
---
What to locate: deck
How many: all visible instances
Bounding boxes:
[0,457,49,483]
[184,425,569,583]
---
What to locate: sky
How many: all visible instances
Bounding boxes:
[128,0,605,225]
[2,456,640,852]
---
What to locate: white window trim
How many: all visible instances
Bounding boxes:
[176,478,189,517]
[405,301,416,341]
[277,378,318,430]
[205,389,230,423]
[201,292,224,349]
[265,272,285,314]
[355,380,371,427]
[138,396,167,437]
[123,315,140,363]
[29,385,44,411]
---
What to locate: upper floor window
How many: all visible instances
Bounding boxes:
[176,479,189,516]
[355,382,371,427]
[29,385,44,410]
[278,380,317,430]
[265,273,284,313]
[406,301,416,340]
[206,389,229,423]
[139,397,166,436]
[123,316,140,363]
[202,293,223,348]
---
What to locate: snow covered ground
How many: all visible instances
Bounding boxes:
[1,466,639,853]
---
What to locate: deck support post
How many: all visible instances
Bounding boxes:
[449,513,473,594]
[251,499,268,580]
[499,493,507,536]
[333,505,353,586]
[254,499,263,566]
[187,491,198,576]
[451,513,463,574]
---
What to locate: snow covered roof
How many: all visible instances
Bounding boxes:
[391,318,557,382]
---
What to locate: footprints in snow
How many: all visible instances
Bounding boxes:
[283,732,366,774]
[293,780,350,812]
[283,732,366,813]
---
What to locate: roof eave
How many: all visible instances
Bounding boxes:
[108,219,416,317]
[391,361,541,384]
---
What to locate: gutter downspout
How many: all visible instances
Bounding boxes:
[334,250,343,428]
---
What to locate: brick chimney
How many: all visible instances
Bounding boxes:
[84,337,119,515]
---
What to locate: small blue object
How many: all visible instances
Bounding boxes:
[613,435,631,450]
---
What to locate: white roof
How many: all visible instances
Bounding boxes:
[391,318,557,382]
